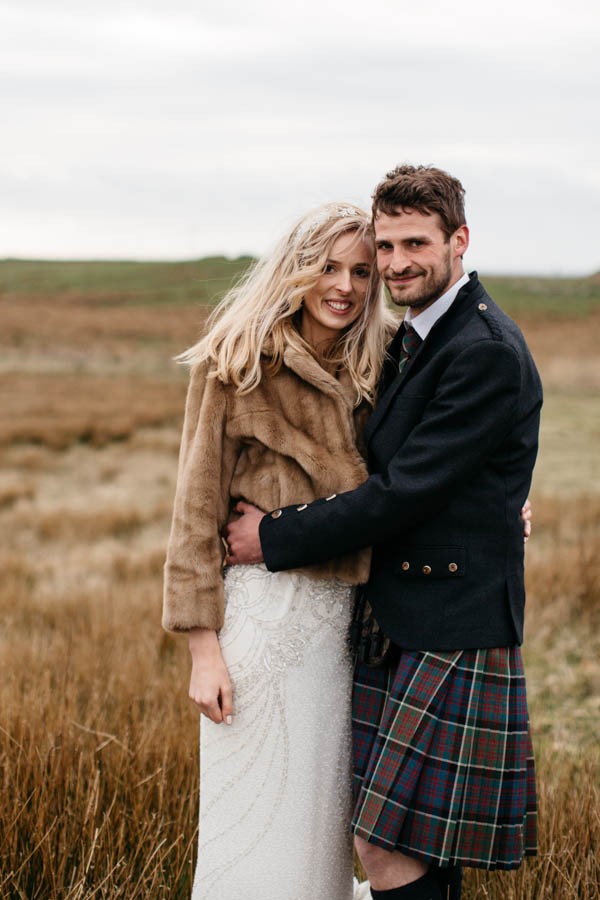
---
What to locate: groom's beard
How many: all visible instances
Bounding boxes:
[384,253,453,310]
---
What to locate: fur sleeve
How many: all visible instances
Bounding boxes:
[162,363,239,632]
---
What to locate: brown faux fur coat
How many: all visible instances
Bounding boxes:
[162,345,372,632]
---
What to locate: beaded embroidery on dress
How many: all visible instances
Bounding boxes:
[192,565,366,900]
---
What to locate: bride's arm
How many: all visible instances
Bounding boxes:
[163,363,239,723]
[188,628,233,725]
[163,362,240,633]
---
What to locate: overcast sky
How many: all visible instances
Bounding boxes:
[1,0,598,273]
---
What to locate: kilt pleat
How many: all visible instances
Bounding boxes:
[351,647,537,870]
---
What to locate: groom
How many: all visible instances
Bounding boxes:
[226,165,542,900]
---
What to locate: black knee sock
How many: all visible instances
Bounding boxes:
[370,869,443,900]
[433,864,463,900]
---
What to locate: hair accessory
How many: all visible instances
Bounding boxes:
[293,203,363,243]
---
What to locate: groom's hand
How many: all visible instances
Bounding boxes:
[225,501,265,565]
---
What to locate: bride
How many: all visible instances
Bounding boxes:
[162,202,396,899]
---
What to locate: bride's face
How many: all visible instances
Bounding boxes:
[300,230,374,352]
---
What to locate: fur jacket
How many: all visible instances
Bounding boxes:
[162,345,372,632]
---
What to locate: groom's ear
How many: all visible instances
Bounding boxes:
[452,224,469,260]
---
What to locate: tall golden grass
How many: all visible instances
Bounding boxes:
[0,554,197,898]
[1,491,598,898]
[0,373,186,450]
[0,276,598,898]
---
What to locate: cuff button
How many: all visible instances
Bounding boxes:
[401,561,410,571]
[422,565,432,575]
[448,562,458,573]
[271,509,282,519]
[296,504,307,511]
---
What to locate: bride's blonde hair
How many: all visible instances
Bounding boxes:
[178,202,397,405]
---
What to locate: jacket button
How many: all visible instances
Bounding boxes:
[448,562,458,573]
[478,302,488,311]
[401,561,410,571]
[271,509,282,519]
[296,504,307,511]
[422,565,432,575]
[325,494,337,501]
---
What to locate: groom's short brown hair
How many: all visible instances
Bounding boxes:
[372,165,466,240]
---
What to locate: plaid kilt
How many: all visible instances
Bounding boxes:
[351,647,537,870]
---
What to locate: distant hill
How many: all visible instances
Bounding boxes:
[0,257,255,308]
[1,258,599,318]
[481,274,600,318]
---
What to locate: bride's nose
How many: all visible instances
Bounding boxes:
[334,269,352,294]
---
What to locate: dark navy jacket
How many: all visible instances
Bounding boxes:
[259,274,543,650]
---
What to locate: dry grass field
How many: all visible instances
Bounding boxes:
[0,261,599,898]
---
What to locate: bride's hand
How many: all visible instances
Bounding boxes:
[188,628,233,725]
[521,497,532,542]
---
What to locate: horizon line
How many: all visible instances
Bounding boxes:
[0,256,598,281]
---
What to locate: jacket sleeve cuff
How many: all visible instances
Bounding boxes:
[260,502,325,572]
[162,573,225,633]
[260,511,283,572]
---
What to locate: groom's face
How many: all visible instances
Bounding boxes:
[374,209,468,313]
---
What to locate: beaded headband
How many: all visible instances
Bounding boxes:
[293,203,366,243]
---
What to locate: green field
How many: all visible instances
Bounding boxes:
[2,258,600,316]
[0,257,253,307]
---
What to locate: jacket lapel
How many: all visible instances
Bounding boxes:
[365,274,481,447]
[364,324,426,443]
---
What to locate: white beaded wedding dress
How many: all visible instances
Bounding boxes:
[192,565,370,900]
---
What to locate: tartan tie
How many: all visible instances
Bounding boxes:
[398,324,422,373]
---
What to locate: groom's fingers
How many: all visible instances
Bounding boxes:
[225,509,265,565]
[521,498,532,542]
[233,500,266,519]
[225,544,263,566]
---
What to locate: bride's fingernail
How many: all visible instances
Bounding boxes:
[226,715,233,725]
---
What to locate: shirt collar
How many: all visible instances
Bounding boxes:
[404,271,470,341]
